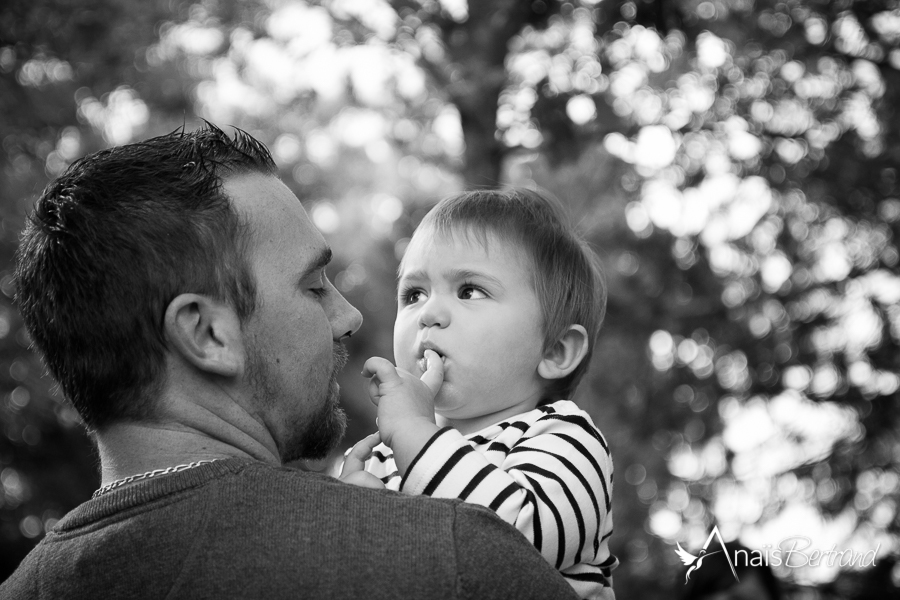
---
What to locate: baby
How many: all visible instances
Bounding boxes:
[341,188,616,599]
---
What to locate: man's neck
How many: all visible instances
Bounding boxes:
[94,404,282,487]
[95,423,235,484]
[93,358,287,487]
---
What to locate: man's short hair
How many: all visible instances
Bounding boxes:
[15,124,276,431]
[414,188,606,401]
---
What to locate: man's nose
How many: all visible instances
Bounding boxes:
[330,286,363,341]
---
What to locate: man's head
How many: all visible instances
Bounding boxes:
[15,125,361,459]
[406,188,606,402]
[16,124,268,430]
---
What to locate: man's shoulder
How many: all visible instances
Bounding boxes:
[0,460,578,600]
[211,459,514,527]
[449,501,581,599]
[233,462,558,550]
[0,548,39,599]
[184,461,580,598]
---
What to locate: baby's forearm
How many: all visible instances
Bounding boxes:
[381,417,442,475]
[364,350,445,476]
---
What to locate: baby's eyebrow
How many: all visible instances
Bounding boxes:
[399,268,504,289]
[397,269,427,284]
[397,267,507,294]
[448,269,504,289]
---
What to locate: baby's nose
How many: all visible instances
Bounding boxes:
[418,296,449,328]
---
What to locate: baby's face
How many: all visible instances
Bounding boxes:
[393,227,547,434]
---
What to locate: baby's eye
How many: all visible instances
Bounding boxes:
[400,288,425,305]
[459,285,487,300]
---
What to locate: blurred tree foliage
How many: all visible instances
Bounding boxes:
[3,0,900,597]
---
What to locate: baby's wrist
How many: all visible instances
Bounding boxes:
[382,418,442,476]
[378,415,437,451]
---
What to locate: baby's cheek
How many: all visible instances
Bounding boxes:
[393,351,416,373]
[488,347,540,385]
[392,330,416,370]
[401,358,417,373]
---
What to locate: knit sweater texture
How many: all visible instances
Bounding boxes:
[0,458,578,599]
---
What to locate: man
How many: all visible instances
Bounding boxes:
[1,125,578,599]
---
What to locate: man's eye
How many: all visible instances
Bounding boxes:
[459,285,487,300]
[308,275,329,298]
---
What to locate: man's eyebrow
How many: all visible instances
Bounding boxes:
[300,246,332,279]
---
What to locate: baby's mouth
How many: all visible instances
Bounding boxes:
[416,349,444,372]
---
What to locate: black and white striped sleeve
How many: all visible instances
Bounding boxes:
[400,408,616,599]
[361,442,403,491]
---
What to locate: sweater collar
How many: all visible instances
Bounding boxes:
[53,457,258,531]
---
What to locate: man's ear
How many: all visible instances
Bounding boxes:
[164,293,243,377]
[537,324,589,381]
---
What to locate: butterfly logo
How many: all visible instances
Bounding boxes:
[674,525,740,584]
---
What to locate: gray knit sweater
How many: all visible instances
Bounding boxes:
[1,458,577,599]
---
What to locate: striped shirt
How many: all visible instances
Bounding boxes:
[364,400,616,600]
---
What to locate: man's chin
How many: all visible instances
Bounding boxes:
[282,395,347,463]
[282,355,349,463]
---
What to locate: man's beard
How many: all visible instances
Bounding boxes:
[246,342,349,462]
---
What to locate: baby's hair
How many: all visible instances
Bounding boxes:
[414,188,606,400]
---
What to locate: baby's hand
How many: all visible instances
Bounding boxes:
[361,349,444,449]
[339,432,385,489]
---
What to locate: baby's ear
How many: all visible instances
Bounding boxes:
[537,324,589,381]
